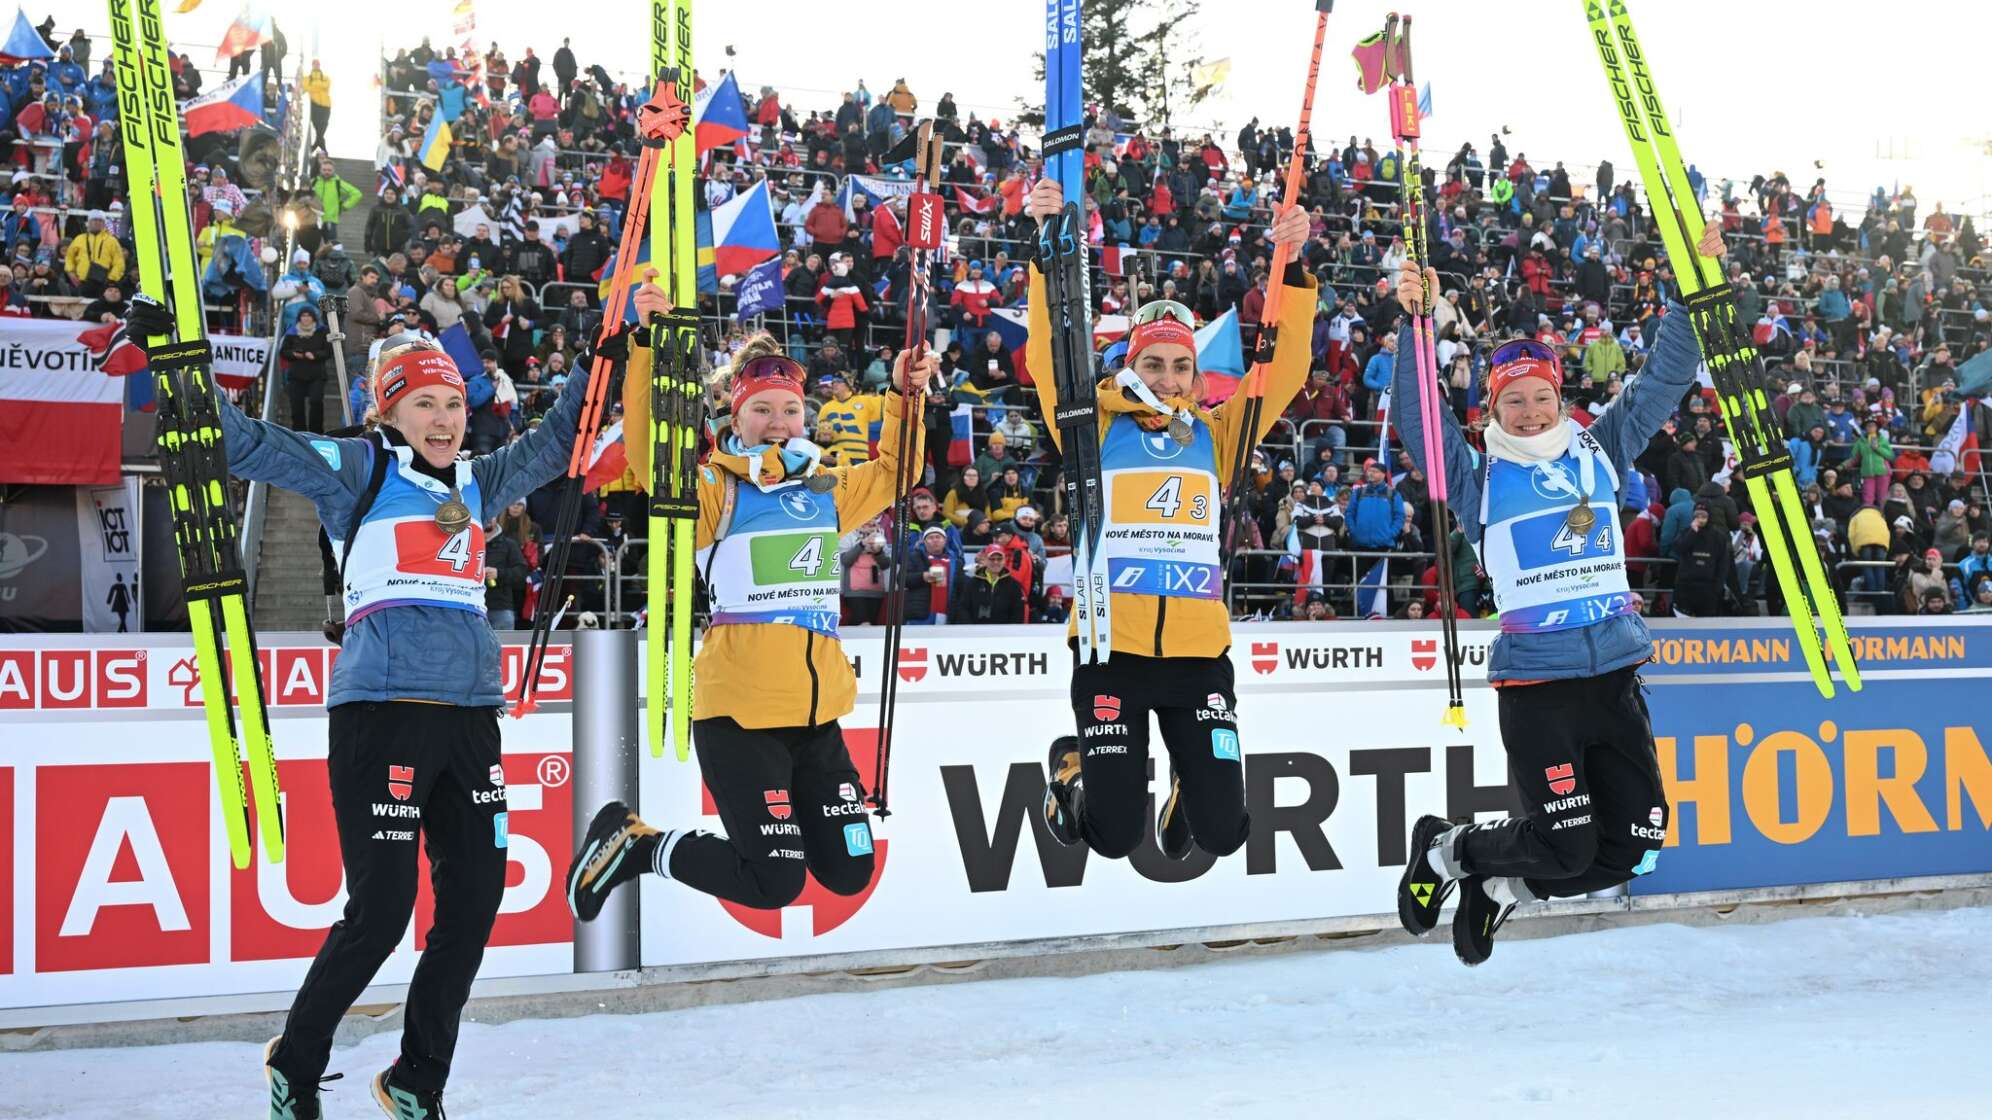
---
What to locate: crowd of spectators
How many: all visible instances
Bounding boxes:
[12,15,1990,626]
[359,34,1992,626]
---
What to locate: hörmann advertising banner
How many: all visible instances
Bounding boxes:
[2,620,1987,1024]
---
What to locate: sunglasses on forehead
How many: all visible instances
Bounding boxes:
[736,354,805,382]
[1490,338,1560,368]
[1131,300,1196,328]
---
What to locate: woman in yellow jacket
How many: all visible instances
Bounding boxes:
[567,319,931,917]
[1027,178,1318,863]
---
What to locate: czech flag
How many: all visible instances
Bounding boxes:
[0,10,54,63]
[583,419,629,493]
[986,307,1033,386]
[185,71,264,137]
[1193,308,1245,402]
[213,9,272,63]
[709,179,779,278]
[691,70,751,154]
[947,402,975,467]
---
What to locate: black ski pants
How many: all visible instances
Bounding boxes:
[1068,651,1249,860]
[271,702,508,1094]
[665,717,875,908]
[1460,666,1671,899]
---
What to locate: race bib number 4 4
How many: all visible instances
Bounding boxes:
[392,522,486,578]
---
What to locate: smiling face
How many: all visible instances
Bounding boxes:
[388,385,467,468]
[1131,342,1198,401]
[734,390,805,447]
[1493,378,1561,437]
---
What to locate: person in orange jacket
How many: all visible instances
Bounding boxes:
[1026,177,1318,865]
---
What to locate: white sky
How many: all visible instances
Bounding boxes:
[74,0,1992,217]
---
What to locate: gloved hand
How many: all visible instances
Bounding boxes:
[125,292,173,340]
[580,320,636,365]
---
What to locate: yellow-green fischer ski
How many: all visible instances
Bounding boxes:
[648,0,701,760]
[109,0,285,866]
[1582,0,1860,699]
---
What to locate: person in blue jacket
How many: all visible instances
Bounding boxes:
[1386,224,1720,966]
[129,290,644,1119]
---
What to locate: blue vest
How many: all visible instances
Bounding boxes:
[335,442,487,624]
[1098,414,1224,601]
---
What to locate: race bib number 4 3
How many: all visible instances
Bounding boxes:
[1112,471,1213,526]
[749,531,841,585]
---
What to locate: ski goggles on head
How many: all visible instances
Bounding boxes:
[729,355,807,414]
[1489,338,1563,373]
[1131,299,1196,328]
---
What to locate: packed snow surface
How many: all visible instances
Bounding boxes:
[6,905,1987,1118]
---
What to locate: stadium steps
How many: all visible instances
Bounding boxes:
[330,156,377,258]
[249,374,346,635]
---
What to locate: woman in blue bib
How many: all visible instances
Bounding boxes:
[1387,226,1721,966]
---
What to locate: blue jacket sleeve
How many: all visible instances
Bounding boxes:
[465,369,496,409]
[1390,322,1486,542]
[219,395,372,509]
[1588,300,1704,471]
[473,363,593,514]
[1363,353,1392,393]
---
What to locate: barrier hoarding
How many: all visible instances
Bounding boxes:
[2,619,1988,1026]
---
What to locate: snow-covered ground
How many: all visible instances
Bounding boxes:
[6,906,1988,1119]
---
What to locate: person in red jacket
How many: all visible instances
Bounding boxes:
[1150,176,1174,218]
[871,196,904,263]
[1285,368,1352,467]
[1623,500,1662,586]
[805,193,848,256]
[949,261,1001,354]
[816,255,871,352]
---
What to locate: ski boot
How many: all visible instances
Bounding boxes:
[566,801,660,922]
[1156,775,1194,860]
[266,1036,340,1120]
[1452,876,1525,967]
[1397,814,1460,936]
[372,1062,446,1119]
[1043,737,1085,847]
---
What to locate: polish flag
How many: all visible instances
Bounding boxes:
[0,321,129,484]
[582,419,629,493]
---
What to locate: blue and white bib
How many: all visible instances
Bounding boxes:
[337,443,487,623]
[697,473,842,637]
[1478,421,1636,634]
[1099,415,1223,601]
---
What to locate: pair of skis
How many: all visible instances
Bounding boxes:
[110,0,283,869]
[1355,12,1467,729]
[1581,0,1860,698]
[646,0,701,761]
[1040,0,1110,664]
[512,75,690,720]
[871,122,948,816]
[1222,1,1334,571]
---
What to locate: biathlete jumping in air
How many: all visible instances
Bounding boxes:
[566,280,935,921]
[1389,224,1724,965]
[1025,178,1319,864]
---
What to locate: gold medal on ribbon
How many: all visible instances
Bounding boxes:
[805,472,838,493]
[1167,416,1195,446]
[1565,500,1596,534]
[434,487,473,535]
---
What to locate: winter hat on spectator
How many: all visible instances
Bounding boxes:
[1015,506,1040,524]
[1925,548,1943,562]
[1893,515,1915,531]
[922,525,949,541]
[373,342,466,416]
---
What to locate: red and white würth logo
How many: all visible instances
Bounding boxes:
[1411,638,1437,672]
[764,788,792,820]
[1544,763,1576,797]
[897,647,928,683]
[1250,641,1279,675]
[1093,694,1121,721]
[387,765,415,801]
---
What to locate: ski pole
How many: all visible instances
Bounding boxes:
[870,123,946,818]
[1222,0,1334,560]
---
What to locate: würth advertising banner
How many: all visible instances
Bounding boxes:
[2,620,1987,1024]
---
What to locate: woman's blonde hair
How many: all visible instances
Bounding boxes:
[706,331,786,396]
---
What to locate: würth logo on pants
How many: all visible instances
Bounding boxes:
[1093,694,1121,721]
[765,788,792,820]
[1545,763,1576,797]
[388,765,414,801]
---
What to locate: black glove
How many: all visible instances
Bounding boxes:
[125,292,173,340]
[583,321,636,364]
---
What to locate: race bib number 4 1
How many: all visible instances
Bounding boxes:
[392,522,486,578]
